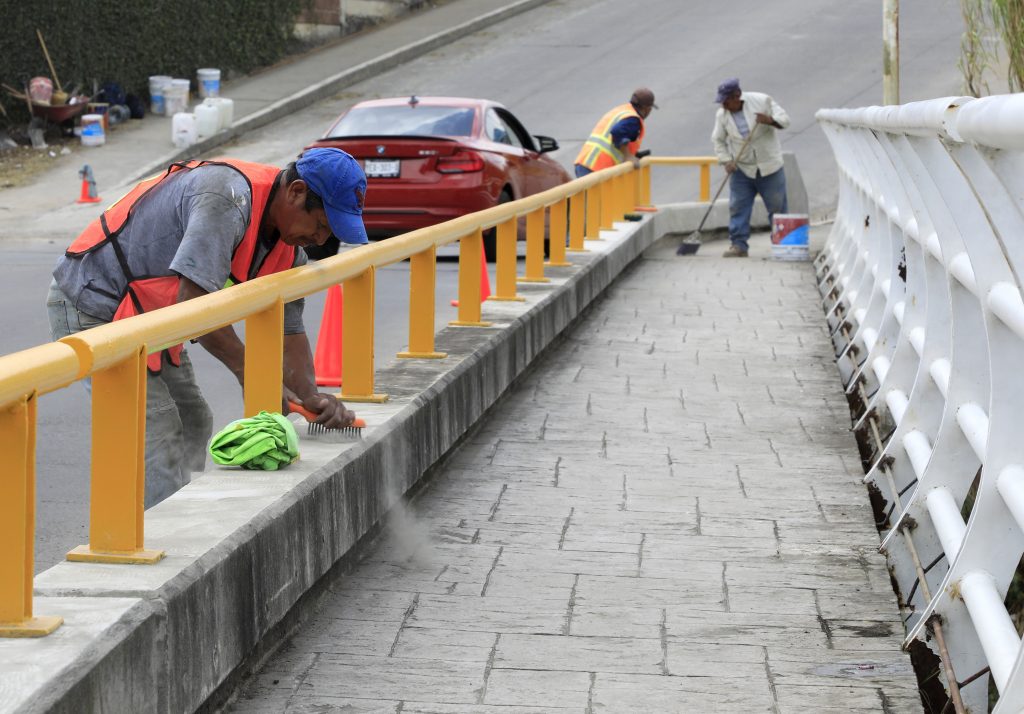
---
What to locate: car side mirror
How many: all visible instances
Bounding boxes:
[534,135,559,153]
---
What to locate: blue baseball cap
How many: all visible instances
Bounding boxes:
[715,78,741,103]
[296,147,368,245]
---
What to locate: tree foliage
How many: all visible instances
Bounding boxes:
[959,0,1024,95]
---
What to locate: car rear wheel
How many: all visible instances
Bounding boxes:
[483,189,513,263]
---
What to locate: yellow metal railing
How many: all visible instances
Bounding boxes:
[0,155,716,637]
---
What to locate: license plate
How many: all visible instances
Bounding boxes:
[364,159,400,178]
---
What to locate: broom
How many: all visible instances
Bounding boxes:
[676,124,759,256]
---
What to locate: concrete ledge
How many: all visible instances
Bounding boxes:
[3,202,721,714]
[3,598,158,714]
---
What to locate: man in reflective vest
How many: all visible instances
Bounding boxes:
[574,87,657,178]
[46,147,367,506]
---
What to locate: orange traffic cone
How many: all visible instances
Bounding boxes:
[451,250,492,307]
[313,284,343,386]
[76,164,101,204]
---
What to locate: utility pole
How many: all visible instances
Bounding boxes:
[883,0,900,104]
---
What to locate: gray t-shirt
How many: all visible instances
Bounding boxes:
[53,164,307,333]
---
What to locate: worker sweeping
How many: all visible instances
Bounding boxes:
[574,87,657,177]
[711,78,790,257]
[46,147,367,506]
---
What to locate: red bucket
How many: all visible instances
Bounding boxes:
[29,76,53,104]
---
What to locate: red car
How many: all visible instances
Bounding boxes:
[308,96,570,259]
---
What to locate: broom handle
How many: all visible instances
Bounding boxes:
[36,29,62,90]
[694,125,759,233]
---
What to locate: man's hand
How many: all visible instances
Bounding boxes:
[293,393,355,429]
[755,112,776,126]
[724,161,737,174]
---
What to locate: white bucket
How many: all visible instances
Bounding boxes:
[148,75,172,115]
[171,112,198,149]
[194,102,219,140]
[80,114,106,147]
[197,68,221,99]
[165,79,190,117]
[203,97,234,131]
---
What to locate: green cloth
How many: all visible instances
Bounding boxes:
[209,411,299,471]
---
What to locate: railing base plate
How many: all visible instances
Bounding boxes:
[486,296,526,302]
[0,615,63,638]
[516,277,550,284]
[67,545,166,565]
[545,261,572,268]
[448,320,494,328]
[396,351,448,360]
[337,393,389,404]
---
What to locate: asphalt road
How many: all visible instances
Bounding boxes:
[0,0,968,571]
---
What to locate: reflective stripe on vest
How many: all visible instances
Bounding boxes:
[574,103,645,172]
[65,159,295,373]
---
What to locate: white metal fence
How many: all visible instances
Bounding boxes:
[817,93,1024,713]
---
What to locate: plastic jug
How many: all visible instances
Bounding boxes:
[194,102,219,140]
[203,97,234,131]
[171,112,197,149]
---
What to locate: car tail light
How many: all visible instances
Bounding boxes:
[436,150,484,173]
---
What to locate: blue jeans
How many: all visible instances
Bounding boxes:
[46,280,213,508]
[574,164,592,178]
[729,168,787,252]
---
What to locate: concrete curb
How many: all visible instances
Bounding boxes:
[3,204,708,714]
[127,0,555,186]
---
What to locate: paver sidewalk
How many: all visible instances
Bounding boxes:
[230,235,921,713]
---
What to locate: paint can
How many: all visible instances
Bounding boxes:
[80,114,106,147]
[196,68,221,99]
[771,214,810,261]
[149,75,172,115]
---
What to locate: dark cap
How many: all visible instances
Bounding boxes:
[296,147,368,245]
[630,87,658,110]
[715,78,741,103]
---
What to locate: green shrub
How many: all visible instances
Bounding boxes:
[0,0,304,121]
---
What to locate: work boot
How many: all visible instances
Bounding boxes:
[723,244,748,258]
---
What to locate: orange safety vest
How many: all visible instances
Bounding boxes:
[574,103,645,172]
[65,159,295,373]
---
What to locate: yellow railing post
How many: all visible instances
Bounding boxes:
[700,161,711,202]
[568,193,587,252]
[489,219,524,301]
[546,198,571,267]
[518,208,550,283]
[449,229,492,327]
[69,345,164,564]
[0,393,62,637]
[243,299,284,416]
[637,164,652,208]
[585,186,602,240]
[398,246,447,358]
[340,267,388,401]
[621,172,635,218]
[600,176,616,229]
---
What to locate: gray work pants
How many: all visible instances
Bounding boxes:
[46,280,213,507]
